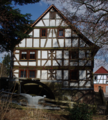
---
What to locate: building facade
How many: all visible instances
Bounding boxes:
[13,5,99,91]
[94,66,108,93]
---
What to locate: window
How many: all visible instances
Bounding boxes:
[70,70,79,81]
[20,50,36,60]
[20,51,27,59]
[29,70,36,78]
[29,51,36,59]
[20,70,27,78]
[58,29,64,37]
[41,29,47,37]
[98,86,101,90]
[69,51,78,59]
[50,12,55,19]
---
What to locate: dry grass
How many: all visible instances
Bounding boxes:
[0,102,108,120]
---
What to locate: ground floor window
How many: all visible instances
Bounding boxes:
[29,70,36,78]
[20,70,27,78]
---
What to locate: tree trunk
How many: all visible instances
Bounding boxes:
[9,50,13,78]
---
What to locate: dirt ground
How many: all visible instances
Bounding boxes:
[1,107,108,120]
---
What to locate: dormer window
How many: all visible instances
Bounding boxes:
[50,11,55,19]
[41,29,47,37]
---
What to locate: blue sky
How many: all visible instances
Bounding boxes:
[0,1,51,62]
[12,1,50,21]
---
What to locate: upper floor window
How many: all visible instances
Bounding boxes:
[69,51,78,59]
[50,11,55,19]
[41,29,47,37]
[29,51,36,59]
[20,50,36,60]
[58,29,64,37]
[20,51,27,60]
[70,70,79,81]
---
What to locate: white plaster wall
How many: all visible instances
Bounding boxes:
[28,62,36,66]
[34,29,40,37]
[42,60,46,66]
[50,20,55,26]
[64,51,69,59]
[61,21,68,26]
[29,32,32,36]
[38,51,41,59]
[36,20,44,26]
[34,39,39,47]
[53,60,58,66]
[79,50,85,58]
[80,39,86,47]
[19,39,25,47]
[14,73,18,78]
[56,13,60,18]
[85,81,91,86]
[14,70,19,73]
[43,20,49,26]
[41,70,47,79]
[15,54,19,60]
[63,70,68,79]
[65,29,71,37]
[64,60,68,66]
[57,60,62,66]
[70,62,78,66]
[48,29,52,37]
[38,60,41,66]
[41,39,46,47]
[14,62,19,66]
[56,51,62,58]
[15,50,19,53]
[72,39,78,47]
[20,62,27,66]
[27,38,32,47]
[53,29,56,37]
[53,39,59,47]
[79,81,85,86]
[65,39,71,47]
[42,51,47,59]
[46,39,51,47]
[45,60,51,66]
[86,60,91,66]
[50,8,54,11]
[58,39,64,47]
[37,70,40,78]
[56,20,61,26]
[79,70,86,80]
[56,70,62,79]
[79,60,86,66]
[70,83,78,86]
[43,12,49,19]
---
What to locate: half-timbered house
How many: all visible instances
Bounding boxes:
[94,66,108,93]
[13,5,99,94]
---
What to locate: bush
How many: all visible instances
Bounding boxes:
[68,103,93,120]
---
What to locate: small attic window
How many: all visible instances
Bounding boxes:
[50,11,55,19]
[41,29,47,37]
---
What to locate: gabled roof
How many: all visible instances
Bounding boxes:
[94,66,108,74]
[31,5,100,51]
